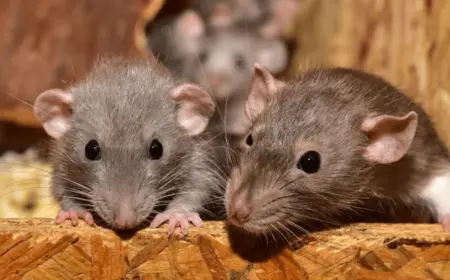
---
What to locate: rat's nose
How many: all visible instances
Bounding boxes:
[228,192,251,225]
[229,206,251,224]
[114,200,137,230]
[206,72,228,89]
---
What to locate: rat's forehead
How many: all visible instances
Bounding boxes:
[255,93,359,146]
[70,91,177,143]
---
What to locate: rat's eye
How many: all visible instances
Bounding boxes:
[198,51,208,63]
[85,139,101,161]
[148,139,163,160]
[245,134,253,146]
[297,151,321,174]
[234,54,245,69]
[67,106,74,115]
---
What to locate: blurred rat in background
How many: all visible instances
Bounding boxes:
[147,4,293,140]
[179,14,288,138]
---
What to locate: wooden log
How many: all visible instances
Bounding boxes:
[290,0,450,148]
[0,0,165,128]
[0,220,448,279]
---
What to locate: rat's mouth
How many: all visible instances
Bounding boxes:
[226,215,285,235]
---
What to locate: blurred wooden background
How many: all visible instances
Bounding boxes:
[0,0,161,128]
[290,0,450,147]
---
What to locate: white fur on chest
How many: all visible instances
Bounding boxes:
[420,172,450,221]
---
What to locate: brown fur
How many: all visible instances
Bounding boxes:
[226,67,450,236]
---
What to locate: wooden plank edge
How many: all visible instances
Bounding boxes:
[1,219,450,279]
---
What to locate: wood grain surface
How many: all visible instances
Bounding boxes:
[290,0,450,149]
[0,219,449,279]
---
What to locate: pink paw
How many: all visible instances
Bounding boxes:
[150,211,203,235]
[442,214,450,232]
[55,210,94,226]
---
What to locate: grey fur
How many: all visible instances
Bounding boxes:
[51,57,227,229]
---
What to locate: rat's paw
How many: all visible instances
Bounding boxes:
[441,214,450,232]
[55,210,94,226]
[150,211,203,235]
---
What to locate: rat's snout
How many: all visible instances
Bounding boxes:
[113,197,138,230]
[206,72,229,90]
[227,190,252,226]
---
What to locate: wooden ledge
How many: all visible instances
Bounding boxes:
[0,220,450,279]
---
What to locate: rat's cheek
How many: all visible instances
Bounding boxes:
[135,189,157,217]
[90,198,113,225]
[90,186,113,215]
[225,168,242,198]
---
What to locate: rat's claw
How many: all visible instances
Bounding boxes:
[441,214,450,232]
[150,211,204,235]
[55,210,94,226]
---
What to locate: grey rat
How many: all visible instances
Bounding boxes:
[225,64,450,238]
[181,17,288,138]
[147,0,298,72]
[33,57,227,234]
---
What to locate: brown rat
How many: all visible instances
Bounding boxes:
[33,57,227,234]
[225,64,450,241]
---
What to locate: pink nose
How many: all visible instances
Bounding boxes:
[114,201,137,229]
[206,72,229,89]
[228,192,251,225]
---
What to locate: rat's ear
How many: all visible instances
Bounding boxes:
[34,89,74,139]
[245,64,285,121]
[173,10,205,54]
[361,111,418,164]
[255,40,288,74]
[175,10,205,41]
[170,84,215,136]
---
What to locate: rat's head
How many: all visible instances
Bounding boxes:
[225,65,419,235]
[184,20,288,102]
[34,58,215,230]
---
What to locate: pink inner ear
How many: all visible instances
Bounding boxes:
[34,89,73,139]
[245,64,284,121]
[177,10,204,38]
[170,84,215,136]
[361,111,418,164]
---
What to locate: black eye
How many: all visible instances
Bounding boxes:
[234,54,245,69]
[245,134,253,146]
[85,139,101,161]
[67,106,74,115]
[198,51,208,63]
[148,139,163,160]
[297,151,321,174]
